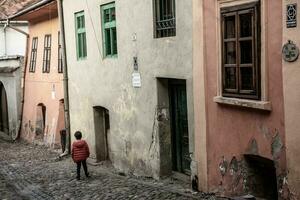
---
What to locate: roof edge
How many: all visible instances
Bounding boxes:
[8,0,55,20]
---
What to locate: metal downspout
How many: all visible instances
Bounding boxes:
[57,0,71,156]
[3,21,7,56]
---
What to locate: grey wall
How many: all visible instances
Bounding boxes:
[63,0,193,178]
[0,57,23,139]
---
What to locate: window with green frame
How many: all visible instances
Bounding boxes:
[101,3,117,57]
[75,11,87,59]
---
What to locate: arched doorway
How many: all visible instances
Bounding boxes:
[35,103,46,140]
[0,82,9,134]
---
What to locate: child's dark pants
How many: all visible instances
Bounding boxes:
[76,159,88,178]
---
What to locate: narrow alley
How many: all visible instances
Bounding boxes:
[0,139,224,200]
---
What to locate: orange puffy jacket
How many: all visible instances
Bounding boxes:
[71,140,90,162]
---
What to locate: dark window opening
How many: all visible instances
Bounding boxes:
[29,37,38,73]
[221,2,260,99]
[58,32,63,73]
[153,0,176,38]
[42,34,51,73]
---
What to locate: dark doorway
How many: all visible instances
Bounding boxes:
[244,154,278,200]
[169,80,190,175]
[0,82,9,134]
[93,106,110,162]
[36,103,46,139]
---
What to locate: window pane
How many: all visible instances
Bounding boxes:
[81,16,85,28]
[225,16,235,39]
[104,9,110,23]
[82,32,87,57]
[112,28,117,55]
[225,42,236,64]
[240,40,252,64]
[77,17,81,29]
[240,13,252,37]
[111,7,116,21]
[105,29,111,55]
[240,67,253,90]
[225,67,237,89]
[78,33,83,57]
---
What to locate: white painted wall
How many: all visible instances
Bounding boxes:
[0,23,28,56]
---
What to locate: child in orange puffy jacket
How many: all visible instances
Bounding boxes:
[72,131,90,180]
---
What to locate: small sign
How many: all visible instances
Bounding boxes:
[132,72,141,88]
[287,4,297,28]
[282,40,299,62]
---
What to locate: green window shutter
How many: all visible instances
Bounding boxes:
[101,2,118,58]
[75,11,87,60]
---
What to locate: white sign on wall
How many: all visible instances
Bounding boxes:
[132,72,141,88]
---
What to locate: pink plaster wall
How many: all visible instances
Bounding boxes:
[21,17,64,147]
[196,0,286,197]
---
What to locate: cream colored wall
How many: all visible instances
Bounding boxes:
[21,17,64,147]
[282,0,300,198]
[193,0,208,192]
[63,0,193,178]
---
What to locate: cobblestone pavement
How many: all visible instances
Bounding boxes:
[0,139,226,200]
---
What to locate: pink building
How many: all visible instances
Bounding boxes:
[11,0,65,148]
[193,0,290,199]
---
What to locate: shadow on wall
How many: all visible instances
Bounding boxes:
[0,82,9,134]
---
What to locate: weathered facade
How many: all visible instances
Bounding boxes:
[194,0,289,199]
[0,3,29,140]
[282,0,300,199]
[63,0,195,179]
[12,0,65,147]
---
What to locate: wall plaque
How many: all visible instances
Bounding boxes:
[287,4,297,28]
[282,40,299,62]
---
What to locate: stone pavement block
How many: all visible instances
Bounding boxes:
[0,139,227,200]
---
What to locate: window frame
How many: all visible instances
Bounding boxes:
[29,37,38,73]
[58,31,63,73]
[221,2,260,100]
[101,2,118,58]
[75,11,87,60]
[153,0,176,38]
[42,34,51,73]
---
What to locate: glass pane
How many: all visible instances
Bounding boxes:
[240,13,252,37]
[240,67,253,90]
[225,67,236,89]
[77,17,80,29]
[240,40,252,64]
[111,7,116,21]
[225,16,235,39]
[112,28,117,55]
[105,29,111,55]
[78,33,83,57]
[225,42,236,64]
[104,9,110,23]
[82,32,87,57]
[81,15,85,28]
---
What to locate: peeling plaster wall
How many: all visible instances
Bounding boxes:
[63,0,193,178]
[21,18,64,148]
[282,0,300,199]
[197,0,287,198]
[0,57,23,140]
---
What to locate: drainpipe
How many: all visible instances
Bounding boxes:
[3,20,7,56]
[57,0,71,157]
[4,20,30,140]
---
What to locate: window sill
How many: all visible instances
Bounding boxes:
[213,96,272,111]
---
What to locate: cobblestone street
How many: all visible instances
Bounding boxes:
[0,139,225,200]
